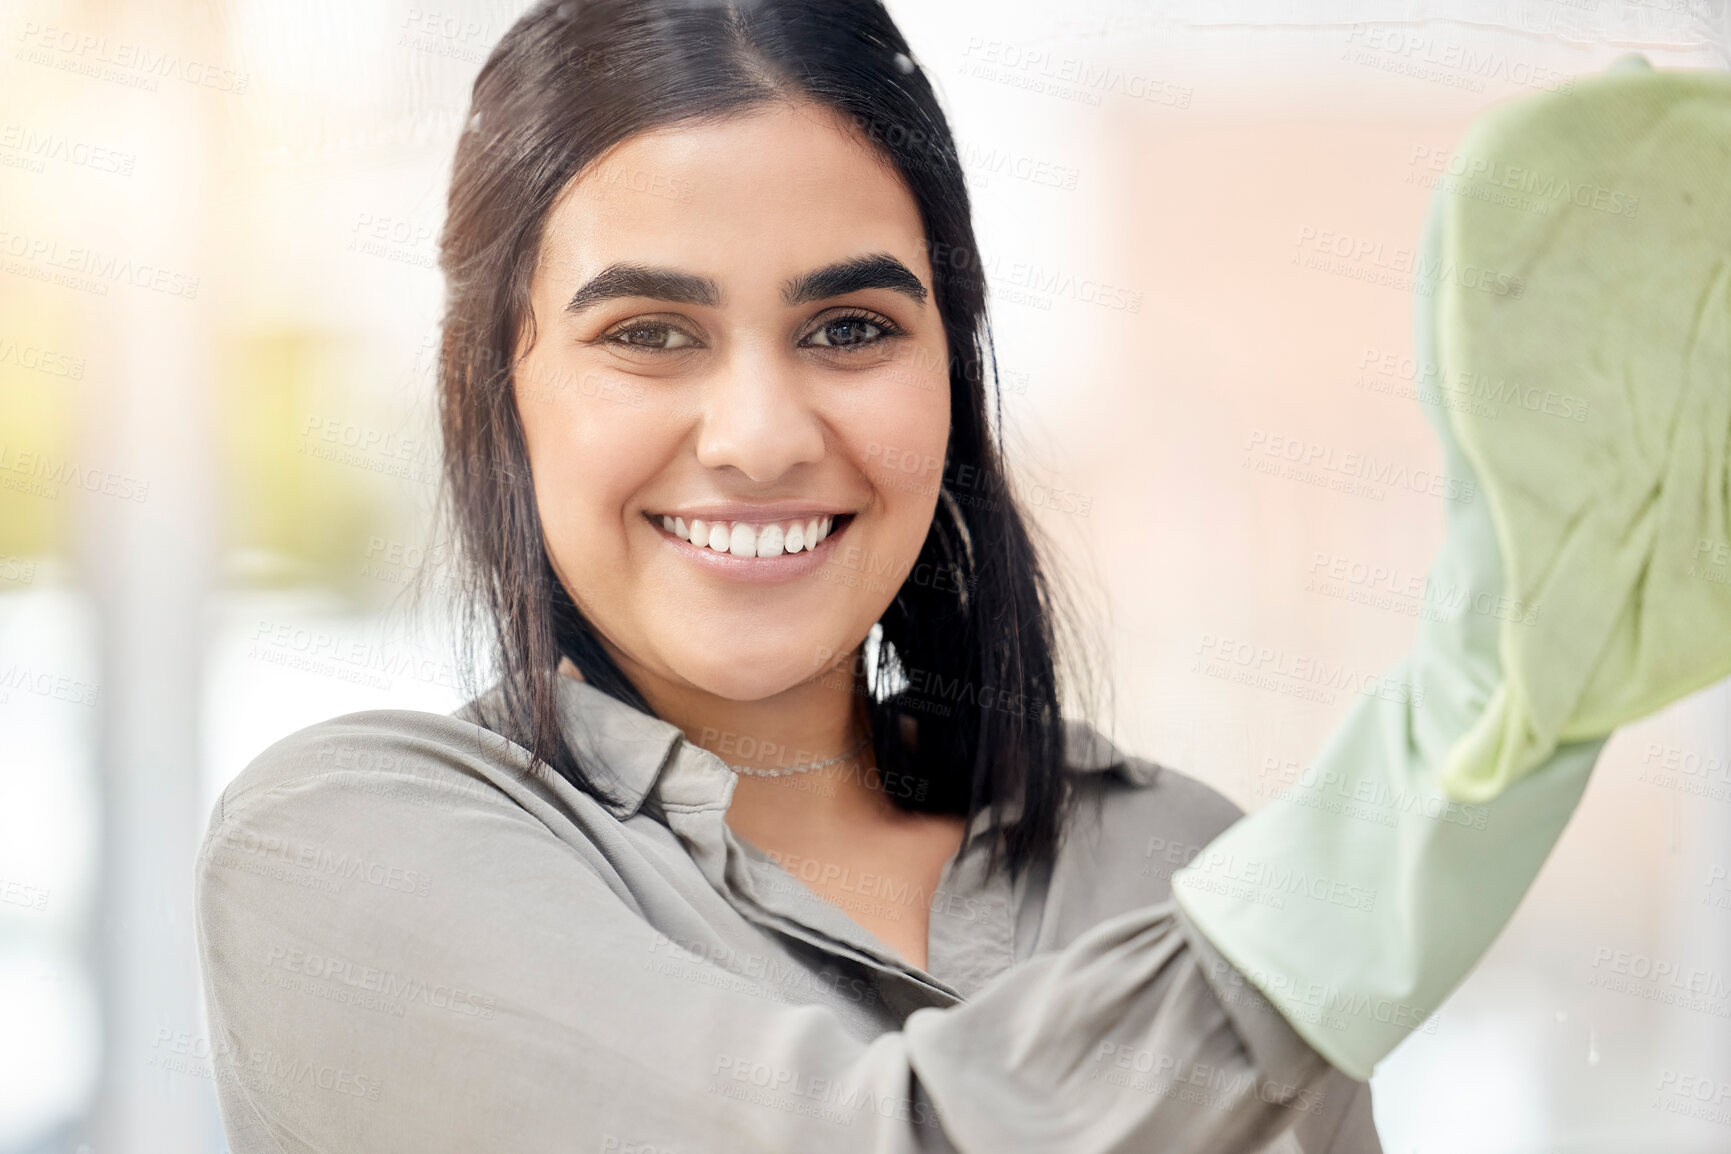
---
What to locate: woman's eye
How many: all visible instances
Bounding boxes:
[805,314,892,349]
[605,322,697,351]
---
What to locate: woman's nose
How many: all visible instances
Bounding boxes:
[693,346,827,483]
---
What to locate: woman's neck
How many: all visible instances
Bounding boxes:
[580,653,898,830]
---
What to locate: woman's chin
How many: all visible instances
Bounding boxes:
[660,645,854,704]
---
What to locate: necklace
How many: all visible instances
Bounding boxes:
[720,732,871,778]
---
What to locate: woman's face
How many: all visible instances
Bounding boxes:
[514,101,951,705]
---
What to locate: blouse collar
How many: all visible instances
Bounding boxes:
[549,672,1136,824]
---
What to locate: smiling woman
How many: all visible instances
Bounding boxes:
[190,1,1382,1151]
[511,100,972,968]
[435,5,1075,885]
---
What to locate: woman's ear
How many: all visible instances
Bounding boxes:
[557,656,587,682]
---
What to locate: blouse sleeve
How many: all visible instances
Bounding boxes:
[194,722,1378,1153]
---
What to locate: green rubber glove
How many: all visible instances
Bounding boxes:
[1432,62,1731,803]
[1172,61,1731,1080]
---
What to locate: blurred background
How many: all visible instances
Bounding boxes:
[1,1,1728,1151]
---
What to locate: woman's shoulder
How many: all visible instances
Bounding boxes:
[1031,719,1247,945]
[209,706,538,835]
[1059,716,1246,859]
[193,705,629,930]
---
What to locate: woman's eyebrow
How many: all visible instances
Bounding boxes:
[565,264,721,315]
[784,253,928,306]
[564,254,930,316]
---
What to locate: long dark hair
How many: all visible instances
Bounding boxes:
[438,0,1088,882]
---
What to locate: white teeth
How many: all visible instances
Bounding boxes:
[656,514,842,557]
[728,523,756,557]
[757,523,784,557]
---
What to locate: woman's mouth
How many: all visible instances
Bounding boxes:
[644,511,855,559]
